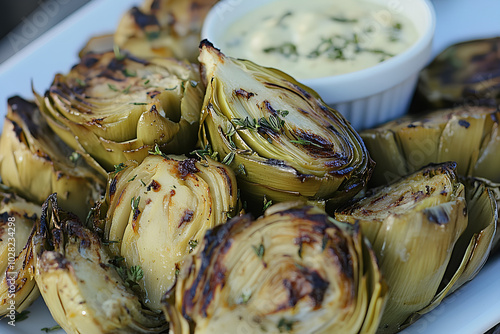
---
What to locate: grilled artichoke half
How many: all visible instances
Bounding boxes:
[0,191,41,316]
[199,41,373,207]
[361,106,500,186]
[35,51,204,173]
[102,154,238,311]
[335,162,497,333]
[0,96,104,220]
[163,202,387,334]
[414,37,500,111]
[33,194,168,334]
[115,0,219,62]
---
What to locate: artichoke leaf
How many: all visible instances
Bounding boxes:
[103,154,238,311]
[35,51,204,171]
[164,203,387,334]
[114,0,219,62]
[199,40,373,207]
[0,96,105,219]
[33,194,168,334]
[362,106,500,186]
[0,191,41,316]
[335,162,472,333]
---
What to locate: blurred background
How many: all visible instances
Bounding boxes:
[0,0,91,64]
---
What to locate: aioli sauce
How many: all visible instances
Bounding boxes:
[221,0,419,79]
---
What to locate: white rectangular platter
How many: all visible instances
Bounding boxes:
[0,0,499,333]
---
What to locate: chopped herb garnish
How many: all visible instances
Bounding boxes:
[240,290,252,304]
[232,117,259,130]
[259,114,285,132]
[113,44,126,60]
[277,318,296,332]
[16,310,30,322]
[393,22,402,30]
[222,151,235,165]
[41,325,62,332]
[263,42,298,59]
[191,144,218,160]
[290,138,323,148]
[252,243,265,260]
[165,86,178,91]
[122,84,132,94]
[108,83,118,91]
[188,240,198,253]
[131,196,141,211]
[149,144,166,157]
[140,179,147,187]
[75,78,86,87]
[131,102,148,105]
[128,265,144,282]
[128,175,137,182]
[277,109,289,117]
[330,16,358,23]
[123,69,137,77]
[144,79,150,85]
[175,268,180,276]
[69,151,80,163]
[263,195,273,211]
[237,164,247,176]
[113,162,127,175]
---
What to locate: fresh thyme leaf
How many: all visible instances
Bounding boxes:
[277,318,296,332]
[123,68,137,77]
[252,243,265,259]
[113,44,126,60]
[191,144,218,160]
[131,196,141,211]
[75,78,86,87]
[69,151,80,163]
[113,162,126,175]
[108,83,118,91]
[149,144,166,157]
[277,109,289,117]
[128,265,144,282]
[131,102,148,105]
[330,16,358,23]
[222,151,235,165]
[140,179,146,187]
[122,84,132,94]
[128,175,137,182]
[188,240,198,253]
[41,325,62,332]
[237,164,247,176]
[144,79,150,85]
[263,195,273,211]
[16,310,30,322]
[259,115,284,132]
[232,117,259,130]
[263,42,298,59]
[165,86,178,91]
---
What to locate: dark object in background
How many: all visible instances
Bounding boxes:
[410,37,500,113]
[0,1,42,39]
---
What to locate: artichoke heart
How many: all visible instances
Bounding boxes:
[335,162,497,333]
[164,202,387,334]
[103,154,238,311]
[199,40,373,206]
[33,194,168,334]
[361,106,500,186]
[0,191,41,316]
[35,51,204,173]
[0,96,105,220]
[115,0,219,62]
[414,37,500,111]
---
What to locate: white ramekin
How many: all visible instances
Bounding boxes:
[202,0,436,130]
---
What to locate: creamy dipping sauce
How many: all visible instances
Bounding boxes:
[220,0,419,79]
